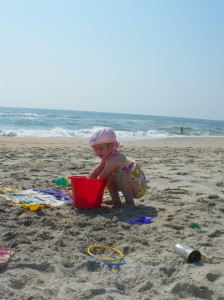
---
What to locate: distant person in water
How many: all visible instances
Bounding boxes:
[180,127,183,134]
[88,127,147,208]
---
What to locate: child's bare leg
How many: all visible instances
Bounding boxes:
[104,180,122,206]
[115,172,137,207]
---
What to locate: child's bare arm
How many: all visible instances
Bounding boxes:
[98,160,118,180]
[88,159,106,178]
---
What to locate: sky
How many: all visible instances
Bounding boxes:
[0,0,224,121]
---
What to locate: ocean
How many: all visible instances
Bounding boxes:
[0,107,224,140]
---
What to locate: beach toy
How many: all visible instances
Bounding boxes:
[69,176,108,209]
[127,216,153,225]
[20,203,44,211]
[53,177,70,187]
[87,245,124,262]
[0,248,14,267]
[191,223,200,229]
[0,248,13,257]
[89,256,126,266]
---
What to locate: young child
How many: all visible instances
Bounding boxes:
[88,127,147,207]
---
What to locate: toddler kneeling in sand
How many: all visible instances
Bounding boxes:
[88,127,147,207]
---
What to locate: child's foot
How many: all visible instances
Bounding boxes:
[124,203,136,211]
[103,199,122,206]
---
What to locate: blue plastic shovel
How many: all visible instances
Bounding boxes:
[128,217,153,225]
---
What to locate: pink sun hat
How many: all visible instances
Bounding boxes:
[89,127,121,147]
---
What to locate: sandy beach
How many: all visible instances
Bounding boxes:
[0,136,224,300]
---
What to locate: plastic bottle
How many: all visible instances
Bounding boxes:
[53,177,70,187]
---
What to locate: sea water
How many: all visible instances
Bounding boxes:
[0,107,224,140]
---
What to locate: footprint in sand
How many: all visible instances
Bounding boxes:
[206,272,221,282]
[171,282,213,299]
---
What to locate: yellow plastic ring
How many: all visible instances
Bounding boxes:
[87,245,124,262]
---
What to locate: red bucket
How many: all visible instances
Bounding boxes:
[69,176,108,209]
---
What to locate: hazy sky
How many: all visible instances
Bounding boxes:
[0,0,223,120]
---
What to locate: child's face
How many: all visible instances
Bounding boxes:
[92,143,114,159]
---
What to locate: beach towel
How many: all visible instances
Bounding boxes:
[0,188,72,210]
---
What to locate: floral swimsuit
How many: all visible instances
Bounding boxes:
[114,156,147,198]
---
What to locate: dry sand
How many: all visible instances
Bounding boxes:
[0,137,224,300]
